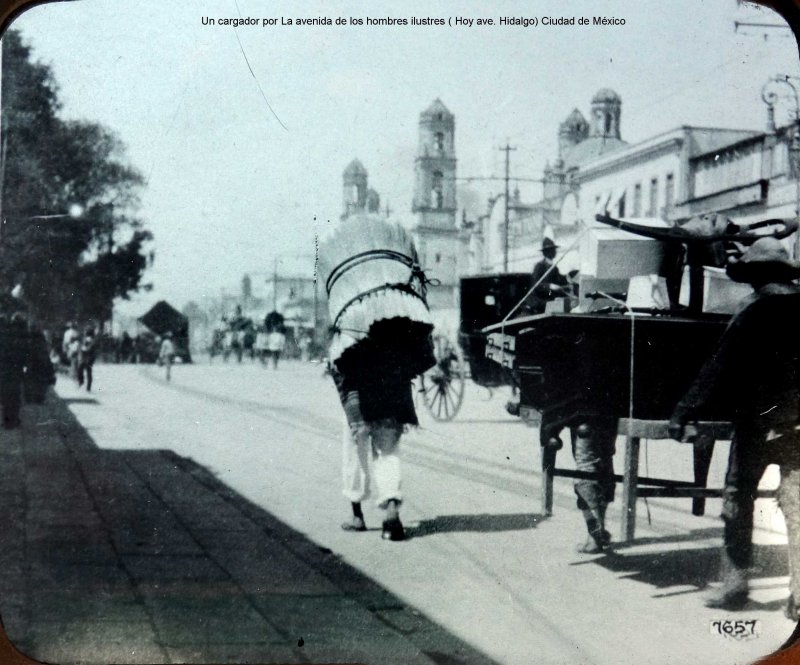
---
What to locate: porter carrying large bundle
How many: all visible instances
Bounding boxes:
[320,213,435,383]
[319,212,436,542]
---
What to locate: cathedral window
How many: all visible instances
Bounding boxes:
[432,171,444,208]
[633,183,642,217]
[435,132,445,153]
[665,173,674,210]
[648,178,658,217]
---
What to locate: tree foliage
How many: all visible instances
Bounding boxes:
[1,29,153,327]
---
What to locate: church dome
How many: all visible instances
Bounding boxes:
[343,158,367,177]
[420,98,453,121]
[560,108,588,132]
[592,88,621,104]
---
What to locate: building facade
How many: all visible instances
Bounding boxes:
[474,88,770,277]
[673,121,799,233]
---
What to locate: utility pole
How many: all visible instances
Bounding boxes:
[499,142,517,272]
[272,257,278,311]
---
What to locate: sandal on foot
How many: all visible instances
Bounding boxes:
[577,536,604,554]
[381,518,405,541]
[704,587,748,610]
[341,517,366,532]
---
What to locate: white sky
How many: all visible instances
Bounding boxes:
[8,0,800,315]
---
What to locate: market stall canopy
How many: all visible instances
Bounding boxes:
[138,301,188,336]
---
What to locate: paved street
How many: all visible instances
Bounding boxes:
[1,359,799,664]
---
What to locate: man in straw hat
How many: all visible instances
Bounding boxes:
[669,237,800,616]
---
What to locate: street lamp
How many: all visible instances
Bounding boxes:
[762,75,800,259]
[0,203,85,302]
[0,203,85,243]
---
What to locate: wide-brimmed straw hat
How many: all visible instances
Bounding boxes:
[726,237,800,283]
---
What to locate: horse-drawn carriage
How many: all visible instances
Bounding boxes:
[419,214,798,427]
[417,273,531,421]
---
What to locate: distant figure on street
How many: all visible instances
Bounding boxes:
[62,321,81,381]
[119,331,133,363]
[669,238,800,616]
[77,328,97,392]
[0,312,29,429]
[24,323,55,404]
[254,325,269,364]
[266,329,286,369]
[229,305,247,363]
[159,332,175,381]
[298,332,312,362]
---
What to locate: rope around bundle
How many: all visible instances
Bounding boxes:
[326,249,438,333]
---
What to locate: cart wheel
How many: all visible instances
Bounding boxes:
[420,334,466,421]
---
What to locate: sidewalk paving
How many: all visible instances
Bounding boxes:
[0,393,498,665]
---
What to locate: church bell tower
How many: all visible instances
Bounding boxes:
[413,99,457,226]
[411,100,462,313]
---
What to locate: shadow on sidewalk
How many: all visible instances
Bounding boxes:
[0,396,500,665]
[585,540,788,593]
[411,512,542,538]
[610,526,724,550]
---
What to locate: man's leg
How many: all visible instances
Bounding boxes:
[340,390,370,531]
[707,426,769,608]
[371,419,404,541]
[778,463,800,619]
[572,418,617,553]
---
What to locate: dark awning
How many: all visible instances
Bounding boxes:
[138,301,188,336]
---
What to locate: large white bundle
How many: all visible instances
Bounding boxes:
[318,213,433,362]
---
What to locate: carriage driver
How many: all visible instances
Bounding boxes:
[529,237,572,314]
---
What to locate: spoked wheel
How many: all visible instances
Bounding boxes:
[420,334,466,421]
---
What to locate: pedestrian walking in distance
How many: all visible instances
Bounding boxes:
[319,213,435,542]
[77,327,97,392]
[669,238,800,617]
[266,328,285,369]
[159,332,175,381]
[62,321,80,382]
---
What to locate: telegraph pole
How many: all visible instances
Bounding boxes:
[272,257,278,310]
[499,142,517,272]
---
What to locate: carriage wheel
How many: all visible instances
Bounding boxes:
[420,334,466,421]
